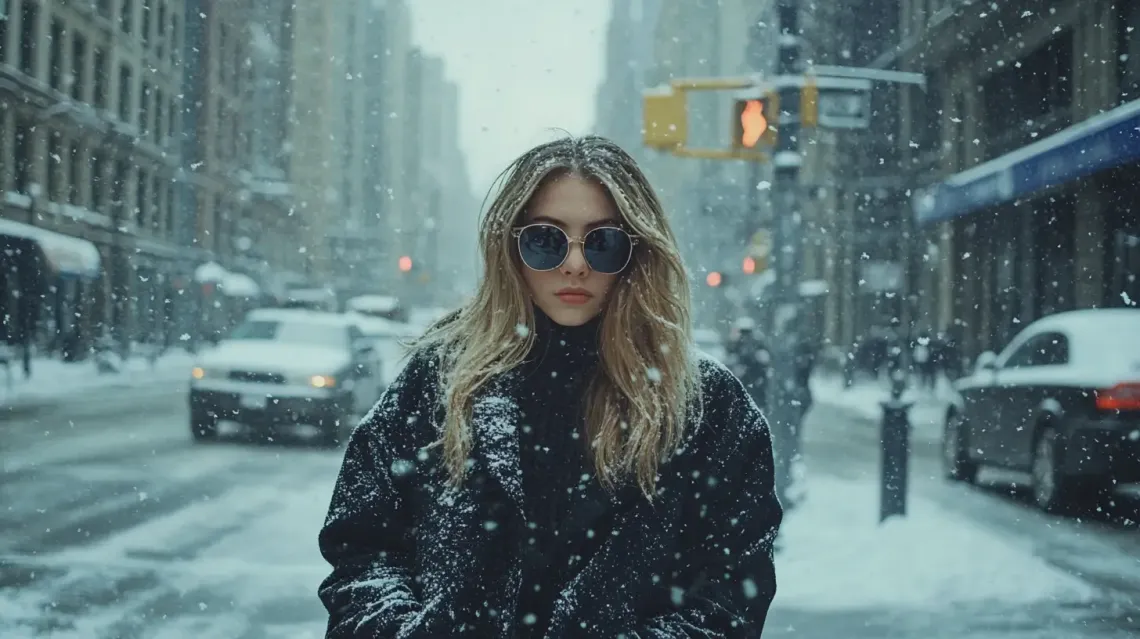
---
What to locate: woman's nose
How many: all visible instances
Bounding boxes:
[561,241,589,276]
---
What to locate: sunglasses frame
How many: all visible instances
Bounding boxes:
[511,223,639,274]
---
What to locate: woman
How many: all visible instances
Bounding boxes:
[318,136,782,638]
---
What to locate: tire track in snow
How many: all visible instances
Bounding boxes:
[0,457,336,637]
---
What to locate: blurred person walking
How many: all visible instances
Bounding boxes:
[727,316,771,412]
[318,136,782,637]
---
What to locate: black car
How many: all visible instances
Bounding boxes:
[942,308,1140,512]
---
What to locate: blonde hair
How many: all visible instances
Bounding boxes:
[415,135,698,497]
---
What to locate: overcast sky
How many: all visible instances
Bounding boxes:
[408,0,613,196]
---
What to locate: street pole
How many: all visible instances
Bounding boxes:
[766,0,806,510]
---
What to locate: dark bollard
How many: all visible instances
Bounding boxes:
[879,374,913,523]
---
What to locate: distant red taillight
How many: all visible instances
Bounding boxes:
[1095,382,1140,412]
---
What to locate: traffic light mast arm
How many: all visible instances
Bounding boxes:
[670,76,759,91]
[672,147,768,162]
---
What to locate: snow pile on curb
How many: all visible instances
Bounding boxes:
[773,474,1096,611]
[0,349,194,406]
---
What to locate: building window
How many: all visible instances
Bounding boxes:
[140,81,152,137]
[121,0,134,34]
[68,141,82,205]
[165,183,175,237]
[14,120,33,194]
[20,0,39,78]
[47,132,63,201]
[71,32,87,101]
[141,0,152,44]
[136,170,149,228]
[1119,2,1140,104]
[151,177,163,231]
[111,159,129,210]
[154,89,165,144]
[170,14,180,65]
[0,2,10,66]
[93,47,108,109]
[49,18,65,91]
[118,63,133,123]
[92,150,108,211]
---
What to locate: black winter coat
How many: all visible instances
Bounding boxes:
[318,346,783,638]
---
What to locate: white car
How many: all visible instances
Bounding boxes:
[188,309,383,446]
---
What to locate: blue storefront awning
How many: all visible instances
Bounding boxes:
[914,98,1140,225]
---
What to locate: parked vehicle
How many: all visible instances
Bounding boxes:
[942,308,1140,512]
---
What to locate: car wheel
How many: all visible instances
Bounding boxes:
[191,408,219,441]
[942,410,977,483]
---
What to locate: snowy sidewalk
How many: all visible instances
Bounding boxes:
[0,349,194,416]
[766,473,1113,638]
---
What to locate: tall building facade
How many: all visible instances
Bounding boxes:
[0,0,199,358]
[289,0,475,308]
[900,0,1140,361]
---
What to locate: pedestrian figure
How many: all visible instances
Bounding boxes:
[727,316,771,411]
[318,136,782,637]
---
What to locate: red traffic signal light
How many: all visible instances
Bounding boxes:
[706,271,723,287]
[742,256,756,274]
[398,256,413,272]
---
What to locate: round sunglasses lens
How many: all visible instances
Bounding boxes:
[518,225,568,270]
[584,228,633,274]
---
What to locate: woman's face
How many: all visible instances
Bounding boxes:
[518,174,622,327]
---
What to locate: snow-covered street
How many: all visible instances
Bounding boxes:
[0,382,337,638]
[1,381,1138,637]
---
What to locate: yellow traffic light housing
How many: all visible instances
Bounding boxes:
[801,75,820,128]
[642,88,688,150]
[641,77,770,162]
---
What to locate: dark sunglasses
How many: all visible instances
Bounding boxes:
[511,223,638,274]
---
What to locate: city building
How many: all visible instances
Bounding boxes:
[240,0,297,294]
[0,0,197,360]
[899,0,1140,360]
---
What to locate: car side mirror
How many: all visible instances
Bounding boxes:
[974,351,998,374]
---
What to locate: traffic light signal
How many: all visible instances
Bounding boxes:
[732,94,777,149]
[706,271,723,287]
[398,255,413,272]
[743,257,756,274]
[734,99,767,148]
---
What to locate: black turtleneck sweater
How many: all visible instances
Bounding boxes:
[514,308,614,636]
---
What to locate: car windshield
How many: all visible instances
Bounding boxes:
[227,319,346,350]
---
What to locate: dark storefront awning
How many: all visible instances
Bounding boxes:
[913,98,1140,226]
[0,217,102,279]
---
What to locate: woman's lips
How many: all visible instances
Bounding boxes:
[556,292,592,305]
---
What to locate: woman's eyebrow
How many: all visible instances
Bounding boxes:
[527,215,619,229]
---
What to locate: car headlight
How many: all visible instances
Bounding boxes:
[309,375,336,389]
